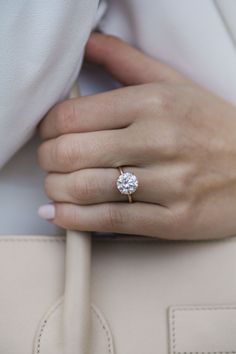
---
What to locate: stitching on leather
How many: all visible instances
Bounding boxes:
[91,304,114,354]
[36,298,63,354]
[36,320,47,354]
[35,299,113,354]
[172,306,236,312]
[171,306,236,354]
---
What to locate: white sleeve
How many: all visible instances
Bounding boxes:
[0,0,101,168]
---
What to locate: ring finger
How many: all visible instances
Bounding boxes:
[44,166,178,206]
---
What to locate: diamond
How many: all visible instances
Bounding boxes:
[116,172,138,195]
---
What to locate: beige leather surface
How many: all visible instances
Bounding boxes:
[0,235,236,353]
[0,236,65,354]
[91,237,236,354]
[169,305,236,353]
[63,231,92,354]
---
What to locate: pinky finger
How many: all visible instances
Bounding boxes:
[38,202,174,238]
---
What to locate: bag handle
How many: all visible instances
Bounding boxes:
[63,84,92,354]
[63,230,92,354]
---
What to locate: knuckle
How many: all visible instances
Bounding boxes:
[157,87,176,113]
[153,130,178,162]
[54,136,79,169]
[159,94,172,114]
[71,172,96,203]
[142,127,177,162]
[168,204,193,239]
[163,139,177,159]
[54,101,75,134]
[172,172,188,198]
[174,164,197,198]
[69,207,80,229]
[58,205,79,229]
[104,204,126,230]
[145,83,176,114]
[54,137,67,165]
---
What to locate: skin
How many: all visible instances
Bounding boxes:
[37,33,236,240]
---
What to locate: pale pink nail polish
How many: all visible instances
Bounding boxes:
[38,204,55,220]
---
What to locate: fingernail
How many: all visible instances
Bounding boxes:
[38,204,55,220]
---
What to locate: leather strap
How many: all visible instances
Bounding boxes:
[63,85,92,354]
[63,230,92,354]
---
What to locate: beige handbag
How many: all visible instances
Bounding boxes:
[1,86,236,354]
[1,232,236,354]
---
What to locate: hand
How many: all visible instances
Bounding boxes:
[37,33,236,240]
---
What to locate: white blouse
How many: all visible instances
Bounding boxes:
[0,0,236,235]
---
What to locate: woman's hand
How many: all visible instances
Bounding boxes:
[37,33,236,240]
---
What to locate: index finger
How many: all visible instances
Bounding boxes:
[38,85,143,140]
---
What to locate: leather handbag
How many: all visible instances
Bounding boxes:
[1,86,236,354]
[1,232,236,354]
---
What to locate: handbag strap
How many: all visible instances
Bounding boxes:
[63,84,92,354]
[63,230,92,354]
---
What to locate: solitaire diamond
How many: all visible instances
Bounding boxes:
[116,172,138,195]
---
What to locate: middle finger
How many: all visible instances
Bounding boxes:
[37,129,144,173]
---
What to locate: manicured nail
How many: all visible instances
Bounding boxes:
[38,204,55,220]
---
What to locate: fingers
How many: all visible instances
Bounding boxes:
[47,201,173,238]
[85,32,186,86]
[39,33,188,141]
[37,129,143,173]
[43,167,176,206]
[39,85,141,140]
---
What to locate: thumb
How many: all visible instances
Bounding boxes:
[85,32,186,85]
